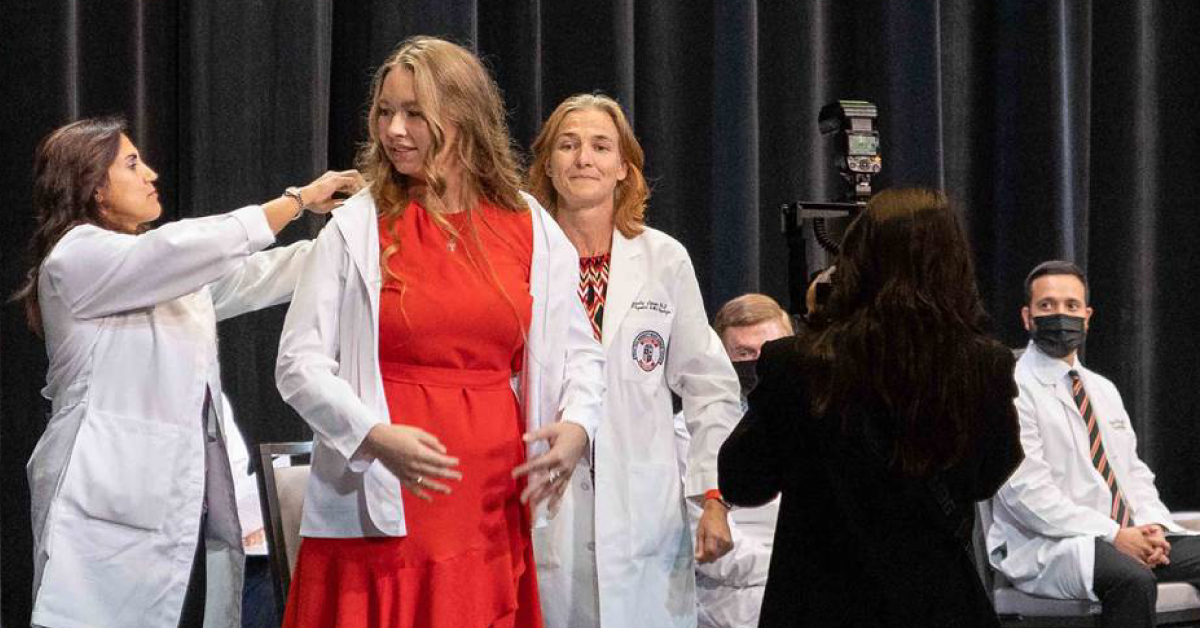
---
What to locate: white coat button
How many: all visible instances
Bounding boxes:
[581,481,591,491]
[587,541,596,551]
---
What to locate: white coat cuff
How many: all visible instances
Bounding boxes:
[231,205,276,252]
[685,469,719,501]
[1100,521,1122,544]
[345,422,380,473]
[1141,510,1186,534]
[559,409,598,446]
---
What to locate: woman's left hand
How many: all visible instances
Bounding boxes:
[695,499,734,563]
[512,421,589,511]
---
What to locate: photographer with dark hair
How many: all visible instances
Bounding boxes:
[987,260,1200,628]
[719,188,1023,627]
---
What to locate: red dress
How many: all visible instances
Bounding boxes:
[283,200,541,628]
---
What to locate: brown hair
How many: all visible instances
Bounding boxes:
[1025,259,1089,305]
[713,293,793,339]
[13,116,127,335]
[810,188,1000,477]
[358,37,526,277]
[528,94,649,239]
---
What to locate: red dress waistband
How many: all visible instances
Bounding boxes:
[379,361,514,390]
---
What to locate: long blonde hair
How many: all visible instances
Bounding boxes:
[529,94,649,239]
[357,36,527,282]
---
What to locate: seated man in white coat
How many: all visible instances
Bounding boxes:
[675,293,792,628]
[987,260,1200,628]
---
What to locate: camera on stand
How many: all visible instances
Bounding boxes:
[781,99,882,315]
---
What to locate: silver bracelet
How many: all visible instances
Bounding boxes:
[283,186,306,221]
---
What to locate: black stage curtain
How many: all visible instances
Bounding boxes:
[4,1,1200,623]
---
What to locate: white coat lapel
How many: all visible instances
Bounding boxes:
[601,229,644,349]
[336,191,381,329]
[1030,347,1093,452]
[528,201,552,357]
[1052,378,1092,452]
[1053,377,1083,421]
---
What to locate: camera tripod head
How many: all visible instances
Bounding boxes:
[819,100,882,203]
[779,100,883,314]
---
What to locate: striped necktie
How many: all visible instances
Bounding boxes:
[1068,369,1130,526]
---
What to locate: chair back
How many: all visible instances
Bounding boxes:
[973,499,997,601]
[275,465,310,572]
[255,441,313,619]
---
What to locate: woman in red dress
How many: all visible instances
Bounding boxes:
[275,36,605,628]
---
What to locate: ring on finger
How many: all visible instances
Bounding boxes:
[414,475,425,486]
[548,470,561,482]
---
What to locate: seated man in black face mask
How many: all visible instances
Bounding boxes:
[716,294,795,403]
[673,293,792,628]
[987,260,1200,628]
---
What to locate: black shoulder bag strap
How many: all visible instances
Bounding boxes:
[860,416,973,554]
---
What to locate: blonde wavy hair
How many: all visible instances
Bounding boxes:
[529,94,649,239]
[357,36,527,282]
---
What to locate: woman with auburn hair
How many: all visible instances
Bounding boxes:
[19,116,360,628]
[275,37,604,628]
[719,188,1024,627]
[528,93,742,628]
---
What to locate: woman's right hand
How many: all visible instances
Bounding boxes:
[364,423,461,501]
[261,169,366,233]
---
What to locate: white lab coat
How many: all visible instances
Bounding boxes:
[27,207,310,628]
[987,342,1187,601]
[275,190,605,538]
[676,408,778,628]
[534,227,742,628]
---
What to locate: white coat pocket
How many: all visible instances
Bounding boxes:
[629,462,684,558]
[63,411,185,530]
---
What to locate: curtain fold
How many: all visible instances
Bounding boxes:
[5,1,1200,623]
[709,1,759,305]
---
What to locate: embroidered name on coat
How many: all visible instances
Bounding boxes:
[630,300,672,316]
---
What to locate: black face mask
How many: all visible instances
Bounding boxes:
[732,359,758,396]
[1030,313,1087,359]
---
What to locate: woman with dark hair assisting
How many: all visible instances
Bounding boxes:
[719,188,1024,627]
[19,116,361,628]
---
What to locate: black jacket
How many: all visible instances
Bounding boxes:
[718,336,1023,628]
